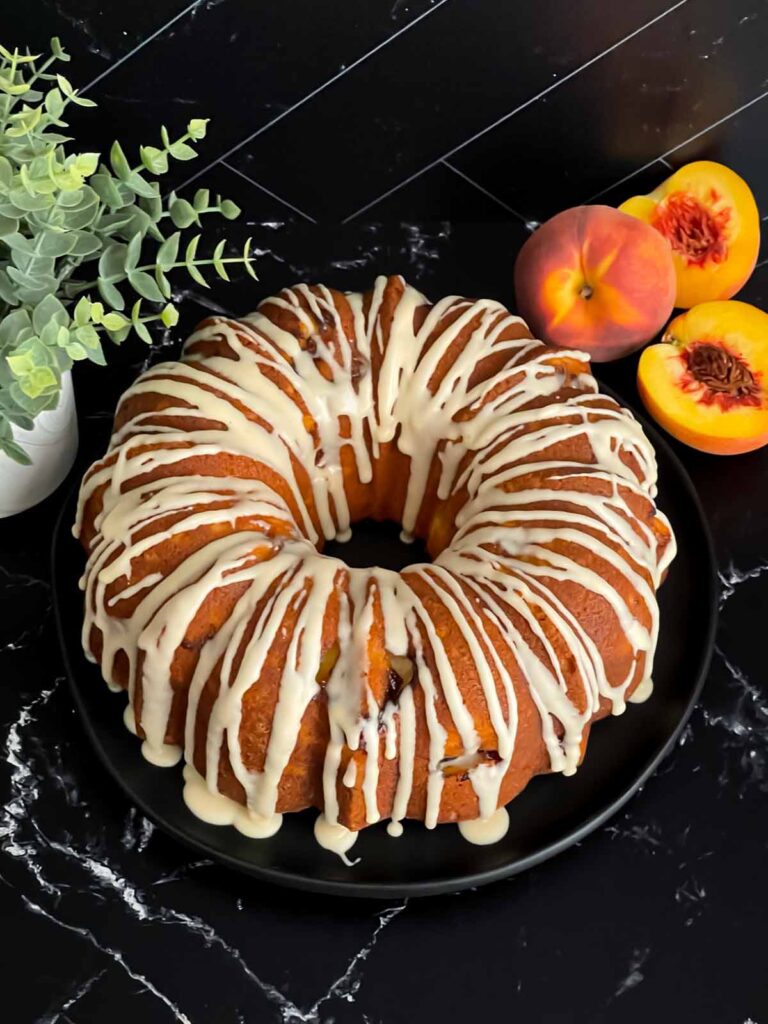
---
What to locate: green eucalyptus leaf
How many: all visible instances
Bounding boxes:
[160,303,179,328]
[86,338,107,364]
[97,277,125,310]
[140,145,168,175]
[242,237,258,280]
[33,294,69,332]
[219,198,240,220]
[96,210,135,236]
[186,262,208,288]
[192,188,210,212]
[0,214,18,236]
[74,324,100,348]
[8,380,45,414]
[20,364,59,398]
[132,318,152,344]
[68,230,101,257]
[65,340,87,360]
[98,242,127,282]
[73,296,92,326]
[0,308,33,349]
[0,75,30,96]
[169,198,196,229]
[8,187,53,212]
[55,186,86,208]
[5,267,59,303]
[3,232,35,256]
[105,325,129,346]
[55,73,74,98]
[212,238,229,281]
[44,87,65,120]
[6,352,33,377]
[139,191,162,222]
[59,189,100,229]
[183,234,208,287]
[90,171,125,209]
[127,269,164,302]
[37,132,72,145]
[72,152,99,178]
[50,37,69,61]
[119,207,153,241]
[126,172,158,200]
[0,157,13,187]
[125,232,142,273]
[145,218,164,244]
[154,265,172,299]
[184,233,200,263]
[50,347,73,373]
[0,44,39,62]
[156,231,180,271]
[4,409,35,431]
[0,438,32,465]
[187,118,208,140]
[0,271,18,307]
[101,311,127,331]
[109,140,131,182]
[168,141,196,162]
[35,231,75,257]
[6,106,42,137]
[38,319,64,348]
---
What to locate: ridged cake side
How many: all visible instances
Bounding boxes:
[75,275,675,845]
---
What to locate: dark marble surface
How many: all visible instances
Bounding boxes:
[3,1,768,1021]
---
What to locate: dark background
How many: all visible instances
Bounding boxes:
[2,2,768,1022]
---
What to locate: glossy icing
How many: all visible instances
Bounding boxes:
[75,276,675,856]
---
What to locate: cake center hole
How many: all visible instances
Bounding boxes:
[323,519,431,571]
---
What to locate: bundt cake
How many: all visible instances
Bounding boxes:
[75,274,676,856]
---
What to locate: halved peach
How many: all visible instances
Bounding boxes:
[620,161,760,309]
[638,300,768,455]
[514,205,676,362]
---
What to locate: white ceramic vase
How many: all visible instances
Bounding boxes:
[0,371,78,518]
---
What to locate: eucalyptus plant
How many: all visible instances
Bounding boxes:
[0,37,257,463]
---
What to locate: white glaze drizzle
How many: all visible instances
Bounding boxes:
[75,275,675,856]
[458,807,510,846]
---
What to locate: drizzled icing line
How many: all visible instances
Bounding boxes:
[75,275,675,853]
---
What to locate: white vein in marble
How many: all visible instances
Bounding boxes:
[24,897,193,1024]
[718,561,768,608]
[614,947,650,998]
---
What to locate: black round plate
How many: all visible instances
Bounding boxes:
[52,404,717,898]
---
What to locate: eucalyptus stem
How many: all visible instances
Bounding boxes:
[0,35,256,465]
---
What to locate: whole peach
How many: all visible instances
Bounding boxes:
[514,205,676,361]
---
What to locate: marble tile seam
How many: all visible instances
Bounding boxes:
[175,0,453,195]
[341,0,690,222]
[585,87,768,204]
[80,0,204,96]
[441,160,532,222]
[221,161,318,223]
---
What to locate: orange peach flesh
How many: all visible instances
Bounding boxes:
[620,161,760,309]
[638,300,768,455]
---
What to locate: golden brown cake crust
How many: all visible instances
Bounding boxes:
[76,276,674,838]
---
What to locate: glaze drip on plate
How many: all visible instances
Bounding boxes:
[74,275,675,854]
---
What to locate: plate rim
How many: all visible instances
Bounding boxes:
[51,394,718,899]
